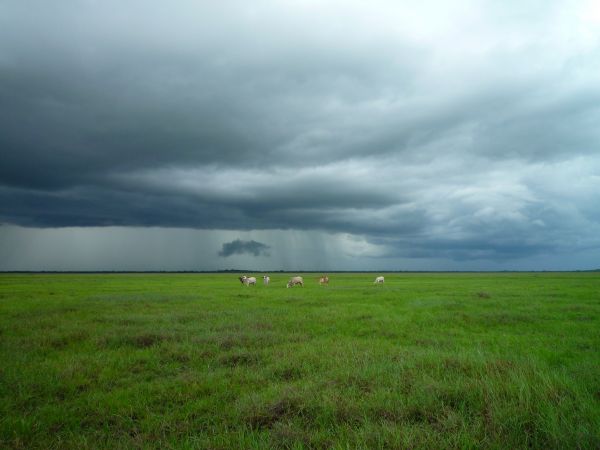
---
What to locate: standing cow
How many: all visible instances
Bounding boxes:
[286,276,304,288]
[239,276,257,286]
[319,275,329,285]
[374,276,385,284]
[263,275,270,285]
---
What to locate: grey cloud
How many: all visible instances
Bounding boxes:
[218,239,271,258]
[1,0,599,268]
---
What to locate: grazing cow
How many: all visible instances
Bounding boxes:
[374,276,385,284]
[319,275,329,285]
[239,276,257,286]
[286,276,304,288]
[263,275,270,285]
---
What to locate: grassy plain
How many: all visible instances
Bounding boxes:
[0,272,599,449]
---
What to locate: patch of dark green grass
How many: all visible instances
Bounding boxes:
[219,351,262,368]
[97,332,177,349]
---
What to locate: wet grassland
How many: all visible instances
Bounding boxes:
[1,272,599,449]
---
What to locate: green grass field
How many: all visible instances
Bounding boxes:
[1,272,599,449]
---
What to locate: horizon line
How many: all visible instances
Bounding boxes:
[1,269,599,274]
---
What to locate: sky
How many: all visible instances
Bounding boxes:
[1,0,599,271]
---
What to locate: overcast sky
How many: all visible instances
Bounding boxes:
[1,0,599,271]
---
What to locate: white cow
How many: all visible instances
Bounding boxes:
[263,275,270,285]
[286,276,304,288]
[319,275,329,285]
[374,276,385,284]
[239,276,257,286]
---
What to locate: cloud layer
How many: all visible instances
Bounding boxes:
[1,0,599,269]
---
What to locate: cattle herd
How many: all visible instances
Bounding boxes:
[238,275,385,287]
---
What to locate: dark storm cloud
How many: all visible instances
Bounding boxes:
[219,239,270,258]
[1,0,599,266]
